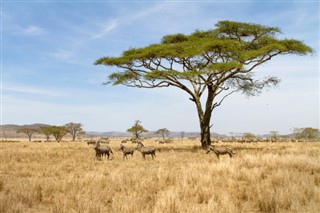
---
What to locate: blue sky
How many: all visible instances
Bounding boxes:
[1,1,319,135]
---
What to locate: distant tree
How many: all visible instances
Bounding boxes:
[64,123,85,141]
[127,120,148,139]
[38,126,52,142]
[1,129,8,141]
[16,128,38,142]
[155,128,170,139]
[95,20,312,148]
[49,126,68,142]
[270,131,279,139]
[295,127,319,140]
[243,132,256,139]
[229,132,237,140]
[180,131,185,141]
[292,127,303,139]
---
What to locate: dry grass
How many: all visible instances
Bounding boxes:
[0,139,319,213]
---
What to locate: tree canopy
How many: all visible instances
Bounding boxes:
[16,128,38,142]
[155,128,170,139]
[38,126,53,142]
[127,120,148,139]
[243,132,256,139]
[95,20,313,148]
[294,127,319,140]
[49,126,68,142]
[65,123,85,141]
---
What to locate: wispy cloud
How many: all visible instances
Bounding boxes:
[2,2,318,133]
[89,3,172,40]
[3,84,64,97]
[50,49,73,61]
[5,24,46,36]
[91,19,119,39]
[23,25,45,36]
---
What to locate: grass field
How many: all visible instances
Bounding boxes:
[0,139,319,213]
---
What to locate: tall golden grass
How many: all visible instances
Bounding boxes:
[0,139,319,213]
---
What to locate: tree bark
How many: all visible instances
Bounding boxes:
[200,114,212,149]
[72,133,76,141]
[196,88,215,149]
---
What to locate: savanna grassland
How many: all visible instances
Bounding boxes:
[0,139,319,213]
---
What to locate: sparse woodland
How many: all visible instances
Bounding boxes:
[0,139,319,213]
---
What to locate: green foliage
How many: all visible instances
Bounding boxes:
[155,128,170,139]
[38,126,52,142]
[48,126,68,142]
[270,131,279,139]
[295,128,319,140]
[243,132,256,139]
[127,120,148,139]
[95,20,313,147]
[16,128,38,135]
[16,128,38,141]
[95,20,312,90]
[64,123,84,141]
[161,33,189,44]
[215,20,281,37]
[231,75,281,97]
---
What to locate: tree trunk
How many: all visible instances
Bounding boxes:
[28,135,32,142]
[195,88,214,149]
[200,113,212,149]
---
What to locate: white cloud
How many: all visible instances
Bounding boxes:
[91,19,119,39]
[23,25,44,36]
[2,2,318,134]
[3,22,45,36]
[2,83,64,97]
[50,49,73,61]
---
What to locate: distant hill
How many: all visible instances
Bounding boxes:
[1,123,49,130]
[1,124,50,138]
[86,131,132,137]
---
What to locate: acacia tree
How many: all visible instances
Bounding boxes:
[95,20,312,148]
[38,126,52,142]
[295,127,319,140]
[155,128,170,139]
[127,120,148,139]
[64,122,85,141]
[180,131,185,141]
[16,128,38,142]
[49,126,68,142]
[270,130,279,139]
[243,132,256,139]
